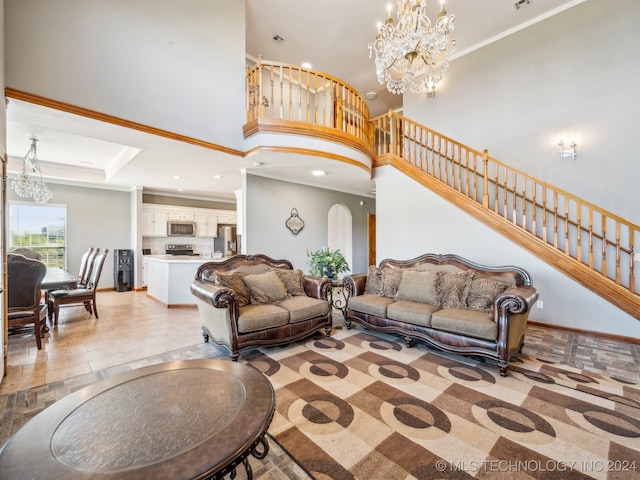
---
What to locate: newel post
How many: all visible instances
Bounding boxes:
[482,149,490,208]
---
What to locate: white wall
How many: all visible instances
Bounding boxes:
[5,0,246,150]
[403,0,640,224]
[7,182,132,290]
[245,174,375,274]
[375,166,640,338]
[0,0,6,379]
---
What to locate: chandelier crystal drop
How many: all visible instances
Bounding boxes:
[368,0,456,95]
[12,138,53,204]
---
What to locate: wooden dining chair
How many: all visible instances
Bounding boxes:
[48,249,109,326]
[79,248,100,288]
[7,253,48,349]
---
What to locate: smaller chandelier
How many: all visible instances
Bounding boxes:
[12,138,53,204]
[369,0,456,95]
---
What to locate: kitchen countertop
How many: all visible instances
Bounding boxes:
[144,255,224,263]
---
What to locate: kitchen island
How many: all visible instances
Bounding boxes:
[145,255,222,307]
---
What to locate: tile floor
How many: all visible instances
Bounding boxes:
[3,289,639,394]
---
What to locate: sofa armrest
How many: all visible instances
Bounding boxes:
[190,279,239,309]
[494,285,538,315]
[343,273,367,297]
[494,285,538,358]
[303,275,332,300]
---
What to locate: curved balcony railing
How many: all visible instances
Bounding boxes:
[372,111,639,303]
[245,59,370,149]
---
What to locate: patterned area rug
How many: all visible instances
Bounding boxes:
[243,328,640,480]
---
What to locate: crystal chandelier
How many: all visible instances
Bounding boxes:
[368,0,456,95]
[12,138,53,204]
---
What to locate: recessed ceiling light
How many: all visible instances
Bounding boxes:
[173,175,182,180]
[311,170,326,176]
[214,175,223,179]
[253,162,264,167]
[177,188,184,192]
[301,62,312,69]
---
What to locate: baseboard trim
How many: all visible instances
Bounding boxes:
[527,321,640,345]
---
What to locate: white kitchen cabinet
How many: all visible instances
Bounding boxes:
[216,213,237,224]
[196,213,218,237]
[142,206,168,237]
[166,210,196,221]
[142,257,149,286]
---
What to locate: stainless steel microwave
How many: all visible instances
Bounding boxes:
[167,221,196,237]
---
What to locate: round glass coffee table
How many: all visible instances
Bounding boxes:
[0,359,275,479]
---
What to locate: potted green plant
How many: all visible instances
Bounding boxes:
[307,247,350,279]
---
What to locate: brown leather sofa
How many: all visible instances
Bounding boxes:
[343,253,538,375]
[191,254,333,360]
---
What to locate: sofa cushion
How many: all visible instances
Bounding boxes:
[214,270,251,307]
[435,271,473,309]
[243,271,289,304]
[412,264,463,274]
[395,270,439,305]
[387,301,439,327]
[348,294,395,317]
[235,264,272,275]
[278,296,330,323]
[380,268,403,298]
[270,268,306,296]
[431,308,498,341]
[466,272,510,311]
[364,266,383,295]
[237,304,290,333]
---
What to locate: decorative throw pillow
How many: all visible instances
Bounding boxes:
[395,270,438,305]
[214,271,251,307]
[364,266,383,295]
[270,268,306,296]
[466,272,510,311]
[380,268,403,298]
[435,271,473,309]
[243,271,289,304]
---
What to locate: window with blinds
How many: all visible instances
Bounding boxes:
[9,202,67,268]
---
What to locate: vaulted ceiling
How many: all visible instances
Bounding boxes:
[6,1,582,201]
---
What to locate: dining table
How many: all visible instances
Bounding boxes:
[41,269,78,327]
[42,268,77,291]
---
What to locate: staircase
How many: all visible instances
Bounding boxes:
[370,111,640,321]
[245,60,640,320]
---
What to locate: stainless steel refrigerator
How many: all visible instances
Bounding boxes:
[214,225,238,257]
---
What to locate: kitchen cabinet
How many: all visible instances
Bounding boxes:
[142,257,149,287]
[166,210,196,221]
[196,213,218,237]
[142,206,168,237]
[142,204,236,237]
[216,213,237,225]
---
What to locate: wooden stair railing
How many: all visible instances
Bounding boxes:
[243,63,639,319]
[371,111,640,320]
[244,58,371,157]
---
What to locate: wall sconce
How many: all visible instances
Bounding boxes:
[558,140,577,159]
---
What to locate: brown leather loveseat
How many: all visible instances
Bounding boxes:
[343,253,538,375]
[191,254,333,360]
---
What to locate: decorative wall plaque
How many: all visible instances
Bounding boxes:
[285,208,304,235]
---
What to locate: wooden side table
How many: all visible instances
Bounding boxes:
[329,279,349,320]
